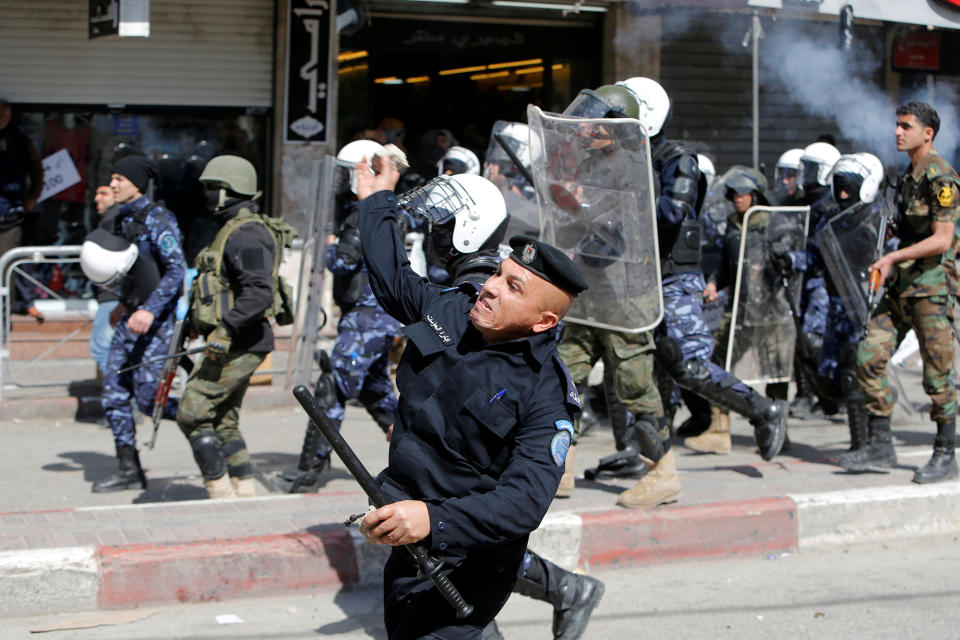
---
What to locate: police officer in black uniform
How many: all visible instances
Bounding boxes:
[353,159,588,640]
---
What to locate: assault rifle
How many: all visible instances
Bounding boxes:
[292,385,474,620]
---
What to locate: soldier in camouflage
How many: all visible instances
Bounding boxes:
[176,156,283,499]
[842,102,960,484]
[93,155,185,493]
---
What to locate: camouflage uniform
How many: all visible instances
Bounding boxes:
[315,243,402,449]
[557,324,661,439]
[857,150,960,421]
[101,195,185,448]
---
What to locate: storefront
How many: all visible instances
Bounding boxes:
[1,0,275,264]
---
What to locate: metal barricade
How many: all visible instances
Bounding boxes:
[0,245,84,401]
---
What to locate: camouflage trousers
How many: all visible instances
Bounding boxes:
[857,294,956,421]
[818,294,859,382]
[661,274,750,395]
[557,323,662,438]
[326,306,401,426]
[102,314,178,448]
[176,350,266,480]
[800,275,828,347]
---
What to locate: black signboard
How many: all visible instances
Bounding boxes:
[285,0,333,144]
[89,0,119,39]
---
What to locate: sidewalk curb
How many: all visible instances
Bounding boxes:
[0,385,293,422]
[3,482,959,616]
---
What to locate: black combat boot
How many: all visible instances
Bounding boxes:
[92,445,147,493]
[513,552,604,640]
[789,363,815,419]
[282,426,331,493]
[844,394,869,453]
[913,419,958,484]
[838,415,897,472]
[675,389,711,439]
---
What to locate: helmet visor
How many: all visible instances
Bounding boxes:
[399,176,473,225]
[562,89,617,119]
[801,159,822,188]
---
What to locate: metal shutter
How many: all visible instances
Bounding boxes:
[0,0,274,107]
[660,10,885,173]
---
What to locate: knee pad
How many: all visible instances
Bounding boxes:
[838,367,859,396]
[674,358,713,391]
[625,416,665,462]
[189,432,226,479]
[313,368,341,412]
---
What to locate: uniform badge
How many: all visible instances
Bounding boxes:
[158,231,178,254]
[555,419,574,438]
[550,431,571,467]
[521,243,536,264]
[938,185,955,207]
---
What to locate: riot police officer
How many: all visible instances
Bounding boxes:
[354,159,589,639]
[176,155,293,499]
[791,141,841,418]
[615,77,787,508]
[280,140,404,492]
[83,155,186,492]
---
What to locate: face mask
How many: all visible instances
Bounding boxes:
[204,187,225,212]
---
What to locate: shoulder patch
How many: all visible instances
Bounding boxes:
[158,231,178,255]
[550,430,572,467]
[938,184,955,208]
[553,355,581,410]
[555,419,574,437]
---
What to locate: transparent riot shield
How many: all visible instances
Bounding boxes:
[285,157,335,390]
[482,120,540,237]
[725,205,810,385]
[527,105,661,333]
[816,199,891,328]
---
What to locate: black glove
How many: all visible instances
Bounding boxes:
[770,250,793,277]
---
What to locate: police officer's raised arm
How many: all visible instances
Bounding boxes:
[355,158,442,325]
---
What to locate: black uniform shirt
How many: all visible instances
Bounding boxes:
[358,190,580,566]
[218,202,276,353]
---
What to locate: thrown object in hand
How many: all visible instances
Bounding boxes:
[374,144,410,173]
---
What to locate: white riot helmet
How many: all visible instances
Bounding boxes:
[615,77,670,136]
[799,142,841,189]
[697,154,716,181]
[774,148,804,185]
[336,139,384,195]
[399,174,507,254]
[828,152,884,207]
[437,146,481,176]
[80,228,139,288]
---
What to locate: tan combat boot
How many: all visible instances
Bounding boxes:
[684,406,732,454]
[204,474,237,499]
[556,444,577,498]
[231,476,256,498]
[616,449,681,508]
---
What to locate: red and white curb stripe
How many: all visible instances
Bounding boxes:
[3,483,959,616]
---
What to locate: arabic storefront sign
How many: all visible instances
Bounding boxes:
[285,0,332,144]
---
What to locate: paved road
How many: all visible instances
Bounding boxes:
[4,537,958,638]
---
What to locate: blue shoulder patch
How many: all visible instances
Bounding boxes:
[158,231,178,255]
[555,419,574,437]
[550,430,572,467]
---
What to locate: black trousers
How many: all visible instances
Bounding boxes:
[383,546,521,639]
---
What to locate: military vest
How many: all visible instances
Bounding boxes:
[190,207,297,334]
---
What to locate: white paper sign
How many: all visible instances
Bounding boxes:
[38,148,82,202]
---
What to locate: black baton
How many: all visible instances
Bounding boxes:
[292,385,474,620]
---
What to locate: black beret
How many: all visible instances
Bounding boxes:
[508,235,588,296]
